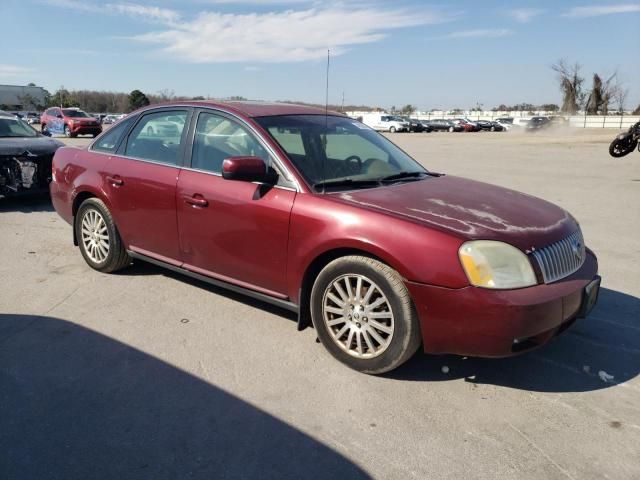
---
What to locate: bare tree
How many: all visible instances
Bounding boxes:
[552,59,585,114]
[614,87,629,114]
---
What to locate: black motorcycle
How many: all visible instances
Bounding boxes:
[609,121,640,157]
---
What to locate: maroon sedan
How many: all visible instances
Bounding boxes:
[50,101,600,374]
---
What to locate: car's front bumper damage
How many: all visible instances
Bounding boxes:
[0,153,53,198]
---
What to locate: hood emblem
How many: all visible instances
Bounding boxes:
[571,239,582,260]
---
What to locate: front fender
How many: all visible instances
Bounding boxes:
[286,194,469,302]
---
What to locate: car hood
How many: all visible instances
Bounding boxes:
[0,136,65,156]
[331,175,577,251]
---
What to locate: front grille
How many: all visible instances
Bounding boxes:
[530,230,586,284]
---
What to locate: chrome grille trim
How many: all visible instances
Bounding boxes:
[530,230,586,284]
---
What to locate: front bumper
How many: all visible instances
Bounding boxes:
[406,250,599,357]
[71,124,102,135]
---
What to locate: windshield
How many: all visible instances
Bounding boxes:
[255,115,427,190]
[0,117,39,138]
[62,109,91,118]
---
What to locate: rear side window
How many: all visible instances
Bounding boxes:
[92,117,134,153]
[124,111,188,166]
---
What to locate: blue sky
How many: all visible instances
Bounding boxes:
[1,0,639,110]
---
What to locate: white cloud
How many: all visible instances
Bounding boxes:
[43,0,180,23]
[106,3,180,24]
[506,8,544,23]
[129,7,452,63]
[564,4,640,17]
[445,29,513,39]
[0,65,34,77]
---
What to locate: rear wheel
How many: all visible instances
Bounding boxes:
[311,256,421,374]
[76,198,130,273]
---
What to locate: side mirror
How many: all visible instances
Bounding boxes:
[222,156,272,183]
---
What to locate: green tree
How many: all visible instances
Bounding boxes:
[128,90,150,111]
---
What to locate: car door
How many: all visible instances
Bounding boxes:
[176,109,296,297]
[104,108,192,264]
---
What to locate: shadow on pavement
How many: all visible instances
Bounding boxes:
[0,193,54,213]
[389,287,640,393]
[0,314,368,480]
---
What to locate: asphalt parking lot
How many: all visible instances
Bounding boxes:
[1,129,639,479]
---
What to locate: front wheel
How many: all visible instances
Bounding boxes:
[311,256,422,374]
[389,126,396,133]
[609,137,637,158]
[76,198,131,273]
[448,126,454,132]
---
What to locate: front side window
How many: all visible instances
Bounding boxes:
[125,111,187,165]
[191,112,269,174]
[92,117,134,153]
[256,115,427,190]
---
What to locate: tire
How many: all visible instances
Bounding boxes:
[41,123,46,133]
[389,126,396,133]
[490,126,495,132]
[64,125,72,138]
[75,198,130,273]
[310,256,422,374]
[609,138,636,158]
[448,126,454,132]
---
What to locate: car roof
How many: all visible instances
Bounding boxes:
[140,100,345,118]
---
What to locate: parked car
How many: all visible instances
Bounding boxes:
[424,119,463,132]
[475,120,504,132]
[416,120,434,132]
[495,118,518,131]
[50,101,601,374]
[526,116,551,131]
[361,113,408,133]
[0,111,64,198]
[41,107,102,138]
[396,116,428,133]
[23,112,41,125]
[451,118,480,132]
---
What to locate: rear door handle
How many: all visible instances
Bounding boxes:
[106,175,124,187]
[183,194,208,208]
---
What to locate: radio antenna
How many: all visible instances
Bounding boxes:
[322,49,330,193]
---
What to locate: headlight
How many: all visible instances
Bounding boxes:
[458,240,537,289]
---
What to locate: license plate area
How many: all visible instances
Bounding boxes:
[579,276,601,318]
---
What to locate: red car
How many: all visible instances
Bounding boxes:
[41,107,102,138]
[50,101,600,374]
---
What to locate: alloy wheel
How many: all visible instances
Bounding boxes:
[80,208,110,263]
[322,274,395,359]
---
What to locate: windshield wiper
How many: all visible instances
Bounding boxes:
[378,171,429,184]
[313,178,381,191]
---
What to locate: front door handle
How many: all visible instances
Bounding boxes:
[184,194,208,208]
[106,175,124,187]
